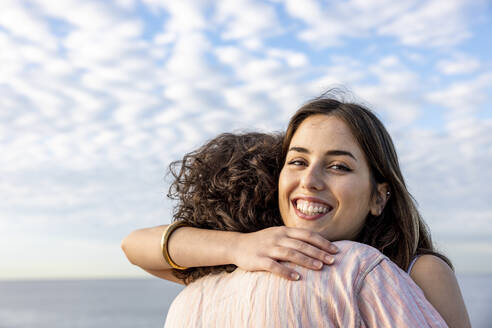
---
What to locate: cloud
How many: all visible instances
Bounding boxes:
[377,0,473,47]
[1,0,491,279]
[142,0,208,33]
[282,0,482,48]
[1,0,211,174]
[0,0,59,50]
[427,73,492,114]
[437,53,481,75]
[307,55,422,128]
[214,0,281,40]
[396,73,492,249]
[214,45,315,128]
[267,49,308,68]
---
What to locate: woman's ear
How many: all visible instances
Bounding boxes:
[370,183,390,216]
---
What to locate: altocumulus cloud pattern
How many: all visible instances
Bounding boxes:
[0,0,491,279]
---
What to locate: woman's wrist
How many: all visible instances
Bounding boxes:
[168,227,241,268]
[167,225,193,268]
[162,221,190,270]
[223,231,243,266]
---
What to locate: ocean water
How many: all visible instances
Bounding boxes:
[457,274,492,328]
[0,274,490,328]
[0,279,184,328]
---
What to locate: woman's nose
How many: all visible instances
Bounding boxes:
[301,165,325,191]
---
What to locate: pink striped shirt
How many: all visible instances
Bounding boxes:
[164,240,447,327]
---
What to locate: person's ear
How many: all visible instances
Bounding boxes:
[370,183,390,216]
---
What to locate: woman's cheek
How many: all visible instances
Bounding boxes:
[338,178,372,216]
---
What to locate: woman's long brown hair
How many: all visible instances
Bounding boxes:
[283,94,452,271]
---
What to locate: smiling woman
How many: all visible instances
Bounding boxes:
[279,114,383,242]
[122,94,471,327]
[279,98,419,270]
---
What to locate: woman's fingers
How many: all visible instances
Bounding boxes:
[232,227,339,280]
[262,259,301,281]
[280,239,335,266]
[270,246,326,270]
[284,227,339,254]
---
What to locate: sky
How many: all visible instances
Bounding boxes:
[1,0,491,280]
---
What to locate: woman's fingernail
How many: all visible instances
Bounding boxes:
[291,272,300,280]
[313,260,323,268]
[330,245,339,253]
[325,256,334,264]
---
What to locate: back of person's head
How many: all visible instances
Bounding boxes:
[168,132,284,283]
[283,90,452,271]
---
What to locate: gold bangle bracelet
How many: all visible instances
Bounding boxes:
[161,221,189,270]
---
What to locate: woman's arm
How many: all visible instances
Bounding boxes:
[410,255,471,328]
[121,225,339,284]
[121,225,240,284]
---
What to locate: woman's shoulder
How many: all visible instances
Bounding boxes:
[409,254,471,327]
[409,254,454,286]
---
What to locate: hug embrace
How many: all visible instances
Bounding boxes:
[122,93,470,327]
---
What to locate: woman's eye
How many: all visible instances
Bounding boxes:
[329,164,352,172]
[287,159,306,166]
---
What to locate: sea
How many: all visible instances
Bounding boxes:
[0,274,490,328]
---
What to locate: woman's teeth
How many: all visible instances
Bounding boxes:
[296,200,330,216]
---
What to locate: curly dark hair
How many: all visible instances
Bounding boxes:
[167,132,284,284]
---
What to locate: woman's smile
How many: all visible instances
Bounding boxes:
[292,197,333,220]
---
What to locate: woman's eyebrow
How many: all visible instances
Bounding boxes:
[288,146,309,153]
[288,147,357,161]
[325,150,357,161]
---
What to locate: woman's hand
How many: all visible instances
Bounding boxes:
[231,226,339,280]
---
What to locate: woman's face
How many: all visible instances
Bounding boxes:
[278,114,382,241]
